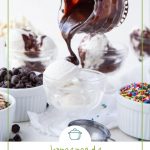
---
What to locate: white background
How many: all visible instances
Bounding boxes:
[0,142,150,150]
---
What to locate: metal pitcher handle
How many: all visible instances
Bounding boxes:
[118,0,129,26]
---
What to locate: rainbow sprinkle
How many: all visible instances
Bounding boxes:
[120,83,150,104]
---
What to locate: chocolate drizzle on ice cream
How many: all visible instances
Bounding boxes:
[22,31,47,58]
[130,27,150,60]
[8,28,57,72]
[78,34,127,73]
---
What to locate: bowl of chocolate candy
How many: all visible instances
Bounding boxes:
[130,27,150,61]
[0,92,16,141]
[78,34,128,74]
[0,67,47,122]
[117,82,150,140]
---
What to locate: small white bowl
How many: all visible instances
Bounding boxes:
[0,92,16,141]
[117,94,150,140]
[0,85,47,122]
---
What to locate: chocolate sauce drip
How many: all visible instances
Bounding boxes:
[22,34,40,58]
[130,27,150,59]
[59,0,128,65]
[40,35,46,46]
[22,33,46,58]
[60,0,94,65]
[22,34,38,51]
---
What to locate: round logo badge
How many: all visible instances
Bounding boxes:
[59,126,91,143]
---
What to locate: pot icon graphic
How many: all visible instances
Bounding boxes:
[68,128,82,140]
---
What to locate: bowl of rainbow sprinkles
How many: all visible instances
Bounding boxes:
[117,82,150,140]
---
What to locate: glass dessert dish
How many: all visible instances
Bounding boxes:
[43,68,106,115]
[78,34,128,74]
[11,48,56,73]
[9,28,57,73]
[130,27,150,61]
[98,42,128,74]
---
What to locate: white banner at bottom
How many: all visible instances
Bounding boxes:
[0,142,149,150]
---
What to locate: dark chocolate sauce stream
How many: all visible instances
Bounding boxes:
[59,0,128,65]
[60,0,94,65]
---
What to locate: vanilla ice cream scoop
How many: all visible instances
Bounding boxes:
[43,60,106,112]
[8,28,57,54]
[78,33,126,73]
[44,60,79,81]
[7,28,57,72]
[60,94,87,107]
[43,60,85,109]
[78,34,109,70]
[80,34,108,52]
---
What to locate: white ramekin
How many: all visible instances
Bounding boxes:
[0,92,16,141]
[117,94,150,140]
[0,85,47,122]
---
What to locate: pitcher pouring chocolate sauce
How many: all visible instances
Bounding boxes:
[59,0,128,65]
